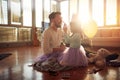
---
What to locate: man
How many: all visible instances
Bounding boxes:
[33,12,68,72]
[43,12,65,55]
[39,12,66,63]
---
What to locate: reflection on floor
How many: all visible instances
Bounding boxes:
[0,46,120,80]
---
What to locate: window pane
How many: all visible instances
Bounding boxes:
[60,0,69,24]
[106,0,117,25]
[92,0,104,26]
[51,0,57,12]
[70,0,78,21]
[79,0,90,22]
[44,0,50,22]
[0,0,8,24]
[11,0,21,25]
[23,0,32,26]
[35,0,42,27]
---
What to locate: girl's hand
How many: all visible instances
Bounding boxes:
[63,23,68,33]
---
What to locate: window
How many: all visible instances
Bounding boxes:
[70,0,118,27]
[106,0,117,25]
[92,0,117,27]
[11,0,21,24]
[79,0,90,23]
[35,0,42,27]
[44,0,50,22]
[23,0,32,26]
[92,0,104,26]
[69,0,78,21]
[0,0,8,24]
[60,0,69,24]
[92,0,117,26]
[51,0,57,12]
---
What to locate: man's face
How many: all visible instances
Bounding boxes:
[53,14,62,28]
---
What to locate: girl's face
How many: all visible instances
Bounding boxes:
[70,22,79,33]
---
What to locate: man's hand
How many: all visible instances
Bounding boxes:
[53,44,66,53]
[60,44,66,52]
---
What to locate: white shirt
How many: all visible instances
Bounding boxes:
[42,27,64,54]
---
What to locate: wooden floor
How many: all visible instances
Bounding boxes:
[0,46,120,80]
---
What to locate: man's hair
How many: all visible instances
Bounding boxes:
[49,12,61,22]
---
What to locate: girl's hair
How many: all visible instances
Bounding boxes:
[70,13,84,38]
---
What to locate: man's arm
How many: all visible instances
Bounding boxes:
[43,30,66,54]
[43,31,53,54]
[52,43,66,53]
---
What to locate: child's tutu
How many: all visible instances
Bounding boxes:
[60,46,88,67]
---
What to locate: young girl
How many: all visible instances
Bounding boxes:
[59,14,88,67]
